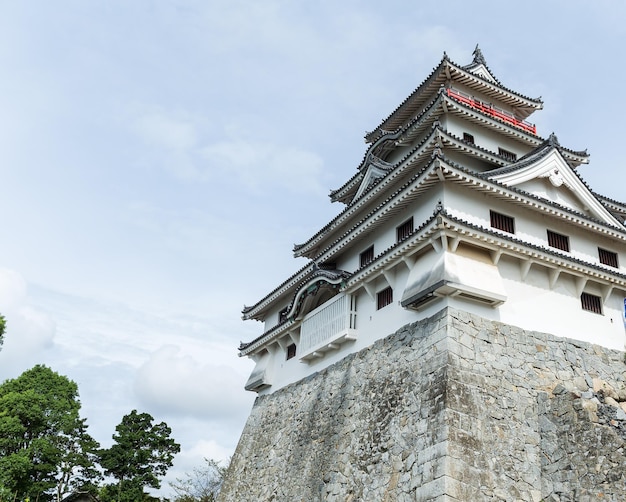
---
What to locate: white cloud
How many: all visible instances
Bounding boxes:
[127,104,326,194]
[160,436,235,500]
[134,345,253,421]
[171,438,233,474]
[200,139,327,194]
[0,269,56,379]
[134,110,199,151]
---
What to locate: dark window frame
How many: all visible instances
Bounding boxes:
[580,292,603,315]
[360,245,375,268]
[286,343,296,360]
[547,230,570,252]
[463,132,475,144]
[377,286,393,310]
[598,248,619,268]
[490,210,515,234]
[278,307,289,323]
[498,147,517,161]
[396,217,414,242]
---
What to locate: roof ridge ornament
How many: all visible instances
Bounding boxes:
[472,44,487,66]
[548,132,560,148]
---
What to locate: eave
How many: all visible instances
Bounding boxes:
[333,88,553,206]
[239,317,298,356]
[365,54,542,144]
[436,212,626,288]
[301,119,587,260]
[445,63,541,120]
[241,201,626,357]
[313,157,626,269]
[241,262,315,321]
[492,133,589,171]
[596,193,626,225]
[296,128,446,258]
[330,129,404,205]
[344,210,626,296]
[239,268,351,355]
[438,92,542,145]
[441,161,626,238]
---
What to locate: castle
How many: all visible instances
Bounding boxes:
[219,48,626,501]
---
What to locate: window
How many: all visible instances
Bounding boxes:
[360,246,374,268]
[463,132,475,144]
[599,248,619,268]
[547,230,570,252]
[396,217,414,242]
[286,343,297,360]
[581,292,602,315]
[490,210,515,234]
[498,147,517,162]
[377,286,393,310]
[278,307,289,323]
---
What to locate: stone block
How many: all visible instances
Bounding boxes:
[219,308,626,502]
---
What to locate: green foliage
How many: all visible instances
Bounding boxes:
[98,481,148,502]
[99,410,180,501]
[170,457,229,502]
[0,365,100,502]
[0,314,5,349]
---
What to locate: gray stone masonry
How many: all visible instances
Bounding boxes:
[219,307,626,501]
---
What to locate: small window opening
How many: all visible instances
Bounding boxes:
[396,217,414,242]
[490,210,515,234]
[463,132,475,144]
[360,246,374,268]
[286,343,296,360]
[599,248,619,268]
[278,307,289,323]
[547,230,570,252]
[377,287,393,310]
[498,148,517,162]
[581,292,602,315]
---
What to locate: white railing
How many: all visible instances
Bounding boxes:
[299,293,357,359]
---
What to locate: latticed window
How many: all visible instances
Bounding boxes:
[498,147,517,161]
[463,132,475,144]
[286,343,296,360]
[360,246,374,267]
[490,210,515,234]
[547,230,570,252]
[598,248,619,268]
[580,292,602,314]
[377,287,393,310]
[396,217,414,242]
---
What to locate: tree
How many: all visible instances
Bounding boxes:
[0,313,5,349]
[99,410,180,502]
[170,457,229,502]
[0,365,100,502]
[54,418,102,502]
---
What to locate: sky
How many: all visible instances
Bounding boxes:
[0,0,624,498]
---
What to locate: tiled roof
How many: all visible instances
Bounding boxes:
[294,128,443,256]
[239,267,352,351]
[439,210,626,281]
[365,49,542,144]
[241,262,314,318]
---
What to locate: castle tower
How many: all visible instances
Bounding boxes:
[220,48,626,501]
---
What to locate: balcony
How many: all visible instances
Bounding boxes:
[299,293,357,361]
[446,87,537,135]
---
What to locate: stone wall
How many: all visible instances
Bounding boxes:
[219,307,626,501]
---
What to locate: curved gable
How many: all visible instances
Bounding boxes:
[489,149,622,227]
